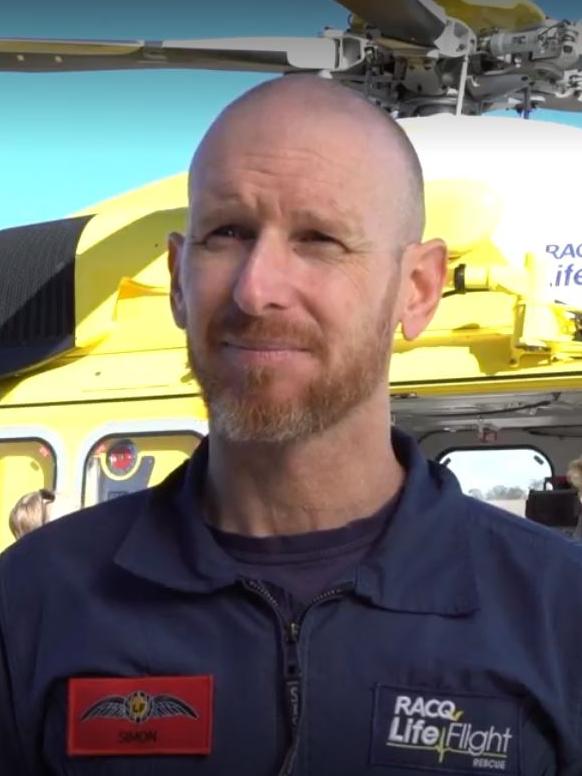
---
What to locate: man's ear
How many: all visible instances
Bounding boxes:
[168,232,187,330]
[399,239,448,341]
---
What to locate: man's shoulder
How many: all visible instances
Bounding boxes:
[0,459,188,578]
[0,480,174,608]
[461,493,582,576]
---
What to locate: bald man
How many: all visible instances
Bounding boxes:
[2,76,582,776]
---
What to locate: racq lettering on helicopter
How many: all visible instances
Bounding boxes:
[546,244,582,261]
[546,244,582,294]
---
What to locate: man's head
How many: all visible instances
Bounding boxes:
[169,75,446,443]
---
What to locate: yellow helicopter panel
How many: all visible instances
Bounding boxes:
[74,207,186,350]
[74,173,186,219]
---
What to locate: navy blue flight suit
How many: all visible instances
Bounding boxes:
[1,430,582,774]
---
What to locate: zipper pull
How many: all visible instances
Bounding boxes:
[285,620,301,729]
[287,621,299,643]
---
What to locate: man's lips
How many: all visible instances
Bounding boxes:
[219,339,313,365]
[221,339,309,351]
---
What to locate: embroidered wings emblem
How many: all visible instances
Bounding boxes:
[80,690,199,724]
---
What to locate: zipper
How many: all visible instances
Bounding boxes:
[243,580,304,729]
[243,579,351,775]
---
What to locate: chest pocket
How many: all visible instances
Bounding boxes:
[370,686,523,774]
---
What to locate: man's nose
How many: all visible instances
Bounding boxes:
[232,231,296,316]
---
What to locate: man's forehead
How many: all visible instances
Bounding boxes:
[188,186,364,235]
[185,90,415,241]
[191,139,363,186]
[191,163,353,198]
[190,149,367,206]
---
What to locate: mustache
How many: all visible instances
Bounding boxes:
[207,308,324,352]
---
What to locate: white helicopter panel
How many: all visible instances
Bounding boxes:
[402,114,582,307]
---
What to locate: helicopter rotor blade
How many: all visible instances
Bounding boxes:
[336,0,447,45]
[0,36,356,74]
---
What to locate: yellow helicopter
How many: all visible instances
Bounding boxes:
[1,0,582,550]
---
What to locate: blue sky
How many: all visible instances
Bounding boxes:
[1,0,581,229]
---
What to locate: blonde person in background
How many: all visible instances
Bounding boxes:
[566,456,582,540]
[567,456,582,494]
[8,489,54,540]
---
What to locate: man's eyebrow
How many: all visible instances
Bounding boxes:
[186,195,365,241]
[290,207,359,235]
[187,199,253,232]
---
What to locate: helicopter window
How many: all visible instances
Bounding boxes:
[0,438,57,547]
[438,447,553,517]
[82,431,202,507]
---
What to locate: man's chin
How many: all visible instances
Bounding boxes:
[209,369,310,403]
[207,393,321,444]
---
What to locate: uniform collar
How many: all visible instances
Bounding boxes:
[355,428,479,616]
[114,429,479,616]
[114,439,240,594]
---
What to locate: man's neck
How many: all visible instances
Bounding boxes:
[203,396,403,537]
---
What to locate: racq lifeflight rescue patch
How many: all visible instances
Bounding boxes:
[370,686,520,774]
[67,675,213,756]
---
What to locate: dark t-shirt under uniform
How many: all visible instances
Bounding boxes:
[209,501,397,619]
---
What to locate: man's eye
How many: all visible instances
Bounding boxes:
[299,230,336,244]
[196,224,255,252]
[209,225,254,241]
[295,231,346,258]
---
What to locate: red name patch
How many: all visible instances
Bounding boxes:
[68,675,213,756]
